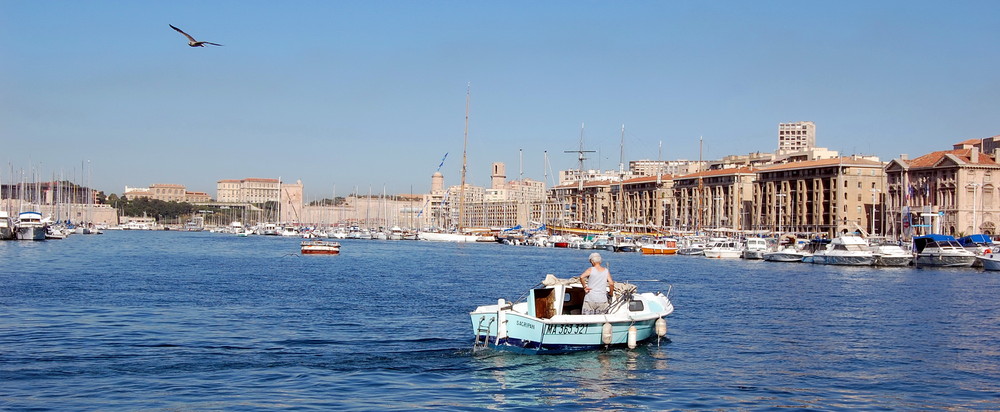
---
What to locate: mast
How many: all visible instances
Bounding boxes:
[458,83,470,232]
[543,150,548,228]
[697,136,703,234]
[618,124,625,231]
[519,148,523,180]
[565,123,595,229]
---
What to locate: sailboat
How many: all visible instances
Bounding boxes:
[419,85,479,243]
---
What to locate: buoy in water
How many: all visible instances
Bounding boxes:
[602,322,613,345]
[627,326,637,349]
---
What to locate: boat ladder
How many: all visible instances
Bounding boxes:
[473,316,495,351]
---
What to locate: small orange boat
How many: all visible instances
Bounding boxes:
[641,238,678,255]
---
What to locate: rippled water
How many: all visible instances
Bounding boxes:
[2,231,999,410]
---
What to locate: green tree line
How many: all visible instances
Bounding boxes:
[106,194,196,220]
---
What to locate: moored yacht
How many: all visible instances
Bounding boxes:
[703,239,743,259]
[763,246,810,262]
[913,234,976,268]
[641,237,678,255]
[677,237,707,255]
[15,211,47,241]
[869,238,913,267]
[809,235,875,266]
[741,238,768,259]
[0,211,14,240]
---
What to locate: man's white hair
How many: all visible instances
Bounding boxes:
[589,252,602,263]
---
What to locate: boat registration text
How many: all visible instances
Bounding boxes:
[545,324,588,335]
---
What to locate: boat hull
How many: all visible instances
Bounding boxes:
[915,254,976,267]
[763,252,806,262]
[301,241,341,255]
[874,255,913,267]
[742,250,765,260]
[704,250,742,259]
[471,315,664,354]
[418,232,479,242]
[16,226,46,241]
[641,247,677,255]
[810,254,875,266]
[979,254,1000,271]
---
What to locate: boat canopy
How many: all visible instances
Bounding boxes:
[958,234,994,247]
[914,234,960,252]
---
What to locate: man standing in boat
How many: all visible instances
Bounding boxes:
[580,252,615,315]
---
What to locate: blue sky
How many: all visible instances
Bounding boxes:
[2,1,998,198]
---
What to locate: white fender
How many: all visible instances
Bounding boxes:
[601,322,613,345]
[655,318,667,337]
[627,326,637,349]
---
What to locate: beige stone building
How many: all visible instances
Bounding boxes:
[125,184,210,203]
[672,167,757,233]
[552,179,614,229]
[886,146,1000,237]
[752,156,886,236]
[621,174,675,230]
[216,178,281,204]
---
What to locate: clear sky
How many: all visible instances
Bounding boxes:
[2,1,998,199]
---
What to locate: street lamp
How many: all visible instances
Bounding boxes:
[775,193,787,234]
[870,188,880,236]
[968,182,982,233]
[714,196,723,229]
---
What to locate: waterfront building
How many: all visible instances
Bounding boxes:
[672,167,756,233]
[752,156,886,237]
[886,144,1000,237]
[549,173,673,232]
[124,184,210,203]
[216,178,281,204]
[621,174,675,231]
[778,121,816,154]
[185,191,211,203]
[149,184,185,202]
[552,179,614,229]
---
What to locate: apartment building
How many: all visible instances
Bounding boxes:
[778,121,816,154]
[671,167,757,233]
[752,156,886,236]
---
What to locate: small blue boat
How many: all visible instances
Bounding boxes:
[470,275,674,354]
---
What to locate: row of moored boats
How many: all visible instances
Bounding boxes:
[0,211,102,241]
[501,231,1000,270]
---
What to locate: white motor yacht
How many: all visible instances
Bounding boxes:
[741,238,769,259]
[703,239,743,259]
[913,235,976,267]
[809,235,875,266]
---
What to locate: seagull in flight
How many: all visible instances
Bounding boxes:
[170,24,223,47]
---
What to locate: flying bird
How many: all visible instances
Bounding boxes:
[170,24,223,47]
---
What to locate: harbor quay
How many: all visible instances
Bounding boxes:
[4,125,1000,240]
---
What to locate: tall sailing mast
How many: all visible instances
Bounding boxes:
[618,124,626,231]
[458,84,470,232]
[565,123,595,228]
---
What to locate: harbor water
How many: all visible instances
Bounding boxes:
[2,231,999,410]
